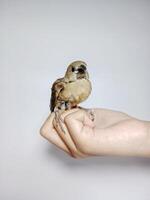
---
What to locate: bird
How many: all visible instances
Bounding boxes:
[50,60,94,133]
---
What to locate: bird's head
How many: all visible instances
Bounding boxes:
[65,60,89,82]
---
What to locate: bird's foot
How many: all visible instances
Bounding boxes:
[87,109,95,121]
[78,107,95,122]
[54,109,66,134]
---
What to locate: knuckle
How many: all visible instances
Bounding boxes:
[71,153,78,159]
[40,126,47,137]
[78,146,87,154]
[64,115,71,124]
[76,140,88,154]
[71,151,83,159]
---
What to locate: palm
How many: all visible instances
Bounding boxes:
[93,108,132,129]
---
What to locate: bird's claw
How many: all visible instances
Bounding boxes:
[79,107,95,122]
[87,109,95,121]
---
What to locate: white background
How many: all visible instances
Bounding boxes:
[0,0,150,200]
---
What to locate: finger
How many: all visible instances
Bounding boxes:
[64,110,92,142]
[53,115,85,158]
[60,108,80,122]
[40,113,71,155]
[63,110,97,155]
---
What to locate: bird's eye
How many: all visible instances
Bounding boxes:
[72,67,75,72]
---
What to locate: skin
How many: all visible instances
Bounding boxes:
[40,108,150,158]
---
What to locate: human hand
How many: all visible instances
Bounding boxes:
[40,108,150,158]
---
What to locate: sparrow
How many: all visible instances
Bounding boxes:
[50,60,94,133]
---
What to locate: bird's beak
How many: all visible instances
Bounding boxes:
[80,65,87,71]
[77,65,87,74]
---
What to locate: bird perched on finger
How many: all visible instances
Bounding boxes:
[50,60,94,133]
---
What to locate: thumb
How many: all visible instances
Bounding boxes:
[64,109,94,141]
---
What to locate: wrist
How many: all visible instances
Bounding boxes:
[144,121,150,143]
[94,119,150,157]
[138,121,150,157]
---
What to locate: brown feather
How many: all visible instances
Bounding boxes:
[50,78,65,112]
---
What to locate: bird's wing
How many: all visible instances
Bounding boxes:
[50,78,65,112]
